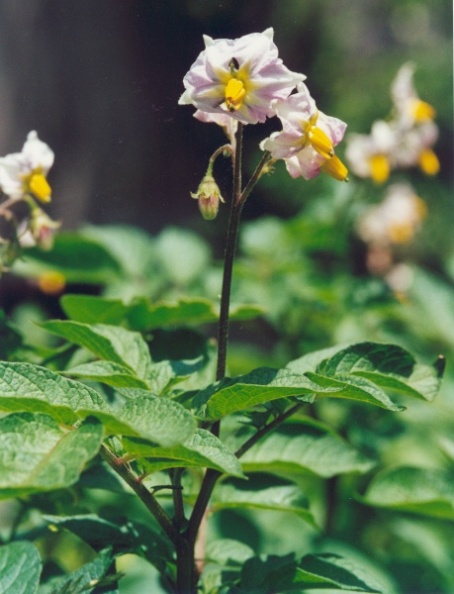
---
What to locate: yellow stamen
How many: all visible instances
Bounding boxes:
[225,78,246,111]
[321,155,349,181]
[419,149,440,176]
[29,172,52,203]
[37,271,66,295]
[308,127,334,160]
[412,99,436,122]
[369,154,390,184]
[414,196,428,219]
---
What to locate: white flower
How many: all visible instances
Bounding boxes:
[179,28,304,125]
[0,131,54,203]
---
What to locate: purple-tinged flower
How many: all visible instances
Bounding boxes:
[260,83,348,181]
[179,28,304,125]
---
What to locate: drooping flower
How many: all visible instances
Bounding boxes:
[260,82,348,181]
[179,28,305,125]
[0,131,54,203]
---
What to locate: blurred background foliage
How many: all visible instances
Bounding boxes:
[0,1,453,593]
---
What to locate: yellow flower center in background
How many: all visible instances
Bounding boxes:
[23,169,52,203]
[419,148,440,176]
[412,99,436,122]
[388,223,414,244]
[369,154,390,184]
[225,78,246,111]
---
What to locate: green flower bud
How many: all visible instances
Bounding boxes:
[191,174,225,220]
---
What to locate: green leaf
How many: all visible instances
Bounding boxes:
[212,475,317,527]
[0,362,109,423]
[124,428,244,478]
[60,294,128,325]
[360,466,454,519]
[288,342,442,405]
[109,395,197,447]
[194,367,338,420]
[296,553,382,592]
[305,372,405,411]
[15,232,122,284]
[43,514,173,568]
[65,361,149,389]
[0,541,42,594]
[236,552,381,593]
[41,321,152,381]
[0,413,103,499]
[40,548,119,594]
[240,418,374,478]
[156,227,210,285]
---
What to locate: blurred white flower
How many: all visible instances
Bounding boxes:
[391,62,436,127]
[346,120,397,183]
[0,131,54,203]
[356,183,427,246]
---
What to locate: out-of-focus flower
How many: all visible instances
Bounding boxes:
[356,183,427,246]
[179,28,304,125]
[346,63,439,183]
[194,110,238,148]
[391,62,436,127]
[191,170,225,220]
[345,121,397,183]
[260,83,348,181]
[0,131,54,203]
[37,270,66,295]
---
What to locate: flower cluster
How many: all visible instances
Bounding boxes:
[180,28,349,218]
[345,63,439,183]
[0,131,60,272]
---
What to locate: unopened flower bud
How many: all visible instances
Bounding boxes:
[191,174,224,220]
[29,207,61,250]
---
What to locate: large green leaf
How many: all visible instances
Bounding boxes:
[235,552,381,593]
[109,395,197,448]
[288,342,442,408]
[123,428,244,478]
[212,475,316,527]
[60,294,129,325]
[360,466,454,519]
[64,361,150,389]
[0,362,109,423]
[0,413,103,499]
[0,541,41,594]
[194,368,339,420]
[41,320,153,381]
[240,418,374,478]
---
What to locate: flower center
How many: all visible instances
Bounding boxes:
[304,113,334,159]
[225,77,246,112]
[23,170,52,203]
[412,99,436,122]
[418,148,440,176]
[369,154,390,184]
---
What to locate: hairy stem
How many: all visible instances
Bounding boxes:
[100,445,179,545]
